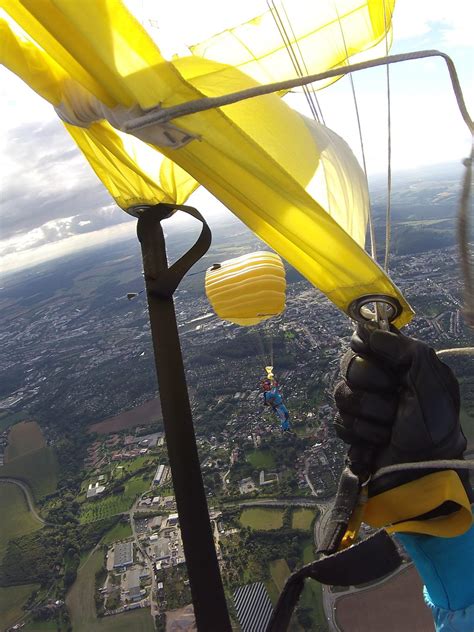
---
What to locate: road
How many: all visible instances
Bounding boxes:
[130,496,160,620]
[0,476,46,524]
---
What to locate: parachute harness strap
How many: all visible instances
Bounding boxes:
[135,205,232,631]
[133,203,211,298]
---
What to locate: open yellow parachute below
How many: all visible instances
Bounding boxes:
[0,0,413,326]
[205,252,286,327]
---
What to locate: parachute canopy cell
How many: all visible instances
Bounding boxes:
[0,0,413,327]
[205,251,286,326]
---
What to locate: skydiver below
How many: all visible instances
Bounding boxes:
[262,378,295,435]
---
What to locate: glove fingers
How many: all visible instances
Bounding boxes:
[342,351,395,392]
[334,381,397,423]
[334,412,392,445]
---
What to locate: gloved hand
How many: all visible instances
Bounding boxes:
[333,323,472,508]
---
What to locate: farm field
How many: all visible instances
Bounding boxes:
[66,549,103,629]
[292,508,315,530]
[66,549,153,631]
[4,421,46,462]
[89,397,162,434]
[299,576,327,631]
[269,559,291,592]
[0,446,59,500]
[24,619,65,630]
[0,483,43,560]
[246,448,276,469]
[101,520,133,544]
[239,507,283,530]
[80,475,150,524]
[335,565,433,632]
[0,584,38,631]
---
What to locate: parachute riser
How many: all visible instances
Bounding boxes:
[135,204,231,631]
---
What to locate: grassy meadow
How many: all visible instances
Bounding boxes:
[101,521,133,545]
[239,507,284,530]
[0,584,39,631]
[246,449,276,469]
[0,447,59,500]
[4,421,46,462]
[292,508,315,530]
[0,483,43,560]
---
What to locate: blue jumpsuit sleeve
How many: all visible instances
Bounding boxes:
[396,512,474,632]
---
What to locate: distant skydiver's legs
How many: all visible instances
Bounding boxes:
[275,405,291,431]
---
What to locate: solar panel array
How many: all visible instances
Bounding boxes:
[234,582,274,632]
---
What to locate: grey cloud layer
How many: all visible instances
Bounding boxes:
[1,119,132,244]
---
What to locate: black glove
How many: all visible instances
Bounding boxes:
[334,323,472,507]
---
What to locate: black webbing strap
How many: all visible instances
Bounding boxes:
[136,204,231,631]
[144,203,212,298]
[266,530,402,632]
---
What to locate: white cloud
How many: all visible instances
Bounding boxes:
[393,0,474,46]
[0,221,137,275]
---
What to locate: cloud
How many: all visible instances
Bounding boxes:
[393,0,474,47]
[0,118,114,239]
[0,221,137,275]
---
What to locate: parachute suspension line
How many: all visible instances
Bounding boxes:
[276,1,326,125]
[126,51,473,137]
[383,0,393,273]
[332,1,377,261]
[266,0,323,124]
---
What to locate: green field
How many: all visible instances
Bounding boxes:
[299,577,328,631]
[0,584,38,630]
[246,449,276,469]
[239,507,283,530]
[66,549,103,629]
[0,447,59,500]
[302,539,315,565]
[67,549,153,631]
[5,421,46,462]
[24,619,65,631]
[292,508,315,531]
[101,521,133,545]
[0,483,43,561]
[80,476,150,524]
[269,558,291,591]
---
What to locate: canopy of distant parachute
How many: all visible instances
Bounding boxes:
[0,0,413,326]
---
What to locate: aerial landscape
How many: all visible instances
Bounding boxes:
[0,162,473,631]
[1,1,473,630]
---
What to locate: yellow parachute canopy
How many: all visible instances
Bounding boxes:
[205,251,286,326]
[190,0,395,89]
[0,0,413,327]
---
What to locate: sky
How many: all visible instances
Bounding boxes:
[0,0,472,275]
